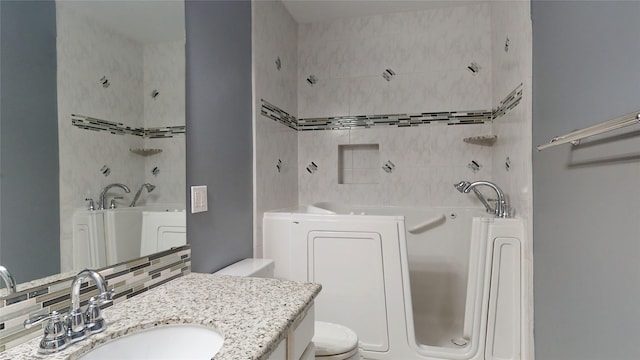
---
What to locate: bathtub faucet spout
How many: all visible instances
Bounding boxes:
[454,180,510,218]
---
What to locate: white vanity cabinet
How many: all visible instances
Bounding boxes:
[268,304,315,360]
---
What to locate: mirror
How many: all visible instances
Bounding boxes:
[0,0,185,292]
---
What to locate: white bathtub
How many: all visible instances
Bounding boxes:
[72,205,186,268]
[263,203,527,360]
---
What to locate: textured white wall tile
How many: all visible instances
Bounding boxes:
[253,0,299,254]
[376,127,431,168]
[297,3,492,120]
[345,183,387,206]
[143,41,186,206]
[296,3,498,209]
[143,136,185,206]
[298,77,350,118]
[298,130,350,205]
[430,123,493,167]
[382,72,450,113]
[299,39,351,80]
[490,1,533,220]
[349,77,386,116]
[298,124,493,209]
[351,145,379,168]
[143,42,185,128]
[349,126,381,144]
[381,166,431,206]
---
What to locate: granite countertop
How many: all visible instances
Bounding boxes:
[2,273,321,360]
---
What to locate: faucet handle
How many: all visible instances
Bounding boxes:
[24,312,58,329]
[85,198,95,211]
[109,197,123,209]
[96,288,114,305]
[84,285,114,334]
[84,297,107,334]
[24,311,70,353]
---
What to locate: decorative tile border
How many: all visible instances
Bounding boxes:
[144,126,186,138]
[297,110,493,131]
[492,83,523,119]
[260,101,298,131]
[71,114,185,139]
[260,83,523,131]
[0,246,191,352]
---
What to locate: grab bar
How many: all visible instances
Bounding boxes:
[408,215,446,234]
[536,111,640,151]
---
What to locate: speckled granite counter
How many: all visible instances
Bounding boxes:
[1,273,321,360]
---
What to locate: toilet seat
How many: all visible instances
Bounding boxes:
[313,321,359,360]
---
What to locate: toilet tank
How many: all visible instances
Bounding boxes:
[214,258,275,278]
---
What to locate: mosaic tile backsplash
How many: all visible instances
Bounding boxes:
[0,246,190,352]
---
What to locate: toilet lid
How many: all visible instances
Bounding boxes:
[313,321,358,356]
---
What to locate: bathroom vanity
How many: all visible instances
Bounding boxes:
[1,273,320,360]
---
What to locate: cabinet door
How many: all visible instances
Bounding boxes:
[268,338,286,360]
[308,231,389,352]
[288,304,315,360]
[269,304,315,360]
[299,343,315,360]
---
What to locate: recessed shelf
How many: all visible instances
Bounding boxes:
[338,144,380,184]
[129,148,163,156]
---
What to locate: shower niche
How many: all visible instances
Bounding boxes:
[338,144,380,184]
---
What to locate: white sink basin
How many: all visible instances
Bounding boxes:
[79,324,224,360]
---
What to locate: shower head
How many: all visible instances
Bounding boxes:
[146,184,156,192]
[454,181,470,193]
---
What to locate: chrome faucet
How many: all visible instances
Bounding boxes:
[129,183,156,207]
[98,183,130,210]
[454,180,510,218]
[68,269,113,341]
[24,269,113,354]
[0,266,16,294]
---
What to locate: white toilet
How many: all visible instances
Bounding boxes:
[215,259,360,360]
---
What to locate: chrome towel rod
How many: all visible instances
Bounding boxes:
[536,110,640,151]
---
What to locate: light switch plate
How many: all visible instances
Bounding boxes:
[191,185,208,213]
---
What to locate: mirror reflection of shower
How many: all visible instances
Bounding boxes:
[58,0,187,274]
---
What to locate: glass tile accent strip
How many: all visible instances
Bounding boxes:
[260,83,523,131]
[260,100,298,130]
[71,114,186,139]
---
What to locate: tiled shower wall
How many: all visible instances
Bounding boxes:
[298,124,493,207]
[57,4,185,271]
[142,42,186,207]
[490,1,533,221]
[297,4,495,208]
[489,2,533,358]
[252,0,299,255]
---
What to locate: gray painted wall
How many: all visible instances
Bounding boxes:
[184,0,253,273]
[532,2,640,359]
[0,0,59,283]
